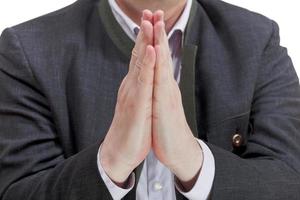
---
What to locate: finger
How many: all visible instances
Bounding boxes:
[153,10,164,47]
[142,10,154,44]
[154,21,173,84]
[142,9,153,23]
[138,45,156,85]
[153,10,164,25]
[134,45,156,107]
[128,20,153,77]
[129,10,153,75]
[154,44,171,85]
[154,15,169,55]
[154,12,172,71]
[132,20,154,75]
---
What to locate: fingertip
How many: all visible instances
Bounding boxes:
[146,44,155,51]
[142,9,153,21]
[141,20,153,40]
[157,10,164,18]
[154,10,164,23]
[146,45,156,63]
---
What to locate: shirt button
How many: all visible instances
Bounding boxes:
[153,182,163,191]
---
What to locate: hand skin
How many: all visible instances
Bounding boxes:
[99,10,156,188]
[100,10,203,191]
[152,11,203,192]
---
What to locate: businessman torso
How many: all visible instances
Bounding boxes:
[1,0,300,199]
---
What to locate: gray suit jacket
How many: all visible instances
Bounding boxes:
[0,0,300,199]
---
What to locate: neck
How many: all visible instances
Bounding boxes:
[115,0,187,34]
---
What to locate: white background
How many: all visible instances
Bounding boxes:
[0,0,299,76]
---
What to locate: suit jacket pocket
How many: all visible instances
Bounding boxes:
[206,110,252,154]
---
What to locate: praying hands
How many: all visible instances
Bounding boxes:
[99,10,203,192]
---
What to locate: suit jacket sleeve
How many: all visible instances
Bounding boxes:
[207,20,300,199]
[0,28,115,199]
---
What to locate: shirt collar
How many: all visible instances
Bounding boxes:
[167,0,192,38]
[108,0,192,40]
[108,0,138,40]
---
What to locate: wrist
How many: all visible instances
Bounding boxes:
[171,138,203,189]
[99,142,133,185]
[175,167,201,192]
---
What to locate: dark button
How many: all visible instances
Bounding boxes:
[232,133,243,148]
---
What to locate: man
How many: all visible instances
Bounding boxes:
[0,0,299,199]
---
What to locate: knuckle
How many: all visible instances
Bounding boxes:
[137,75,146,85]
[131,48,138,58]
[137,74,153,86]
[135,59,143,70]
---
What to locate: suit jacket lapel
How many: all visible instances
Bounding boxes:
[180,44,199,138]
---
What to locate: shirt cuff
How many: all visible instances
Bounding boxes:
[175,138,215,200]
[97,143,135,200]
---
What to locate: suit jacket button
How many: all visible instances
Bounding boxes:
[232,133,243,148]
